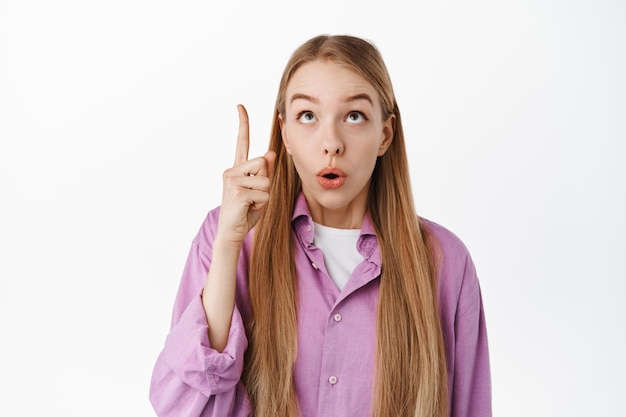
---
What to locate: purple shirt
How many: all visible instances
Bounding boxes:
[150,194,492,416]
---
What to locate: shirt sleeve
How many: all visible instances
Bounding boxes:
[450,252,492,417]
[149,209,252,417]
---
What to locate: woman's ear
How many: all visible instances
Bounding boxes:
[278,113,292,154]
[377,114,395,156]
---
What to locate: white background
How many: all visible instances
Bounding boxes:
[1,0,624,416]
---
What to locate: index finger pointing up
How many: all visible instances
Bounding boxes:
[234,104,250,166]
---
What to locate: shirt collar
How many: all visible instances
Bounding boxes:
[291,192,381,265]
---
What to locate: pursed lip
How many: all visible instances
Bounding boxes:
[317,167,346,189]
[317,167,346,179]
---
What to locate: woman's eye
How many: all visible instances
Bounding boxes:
[346,111,366,124]
[297,111,316,124]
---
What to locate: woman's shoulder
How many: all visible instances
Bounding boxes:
[192,205,254,252]
[192,206,221,247]
[420,217,481,313]
[420,217,472,261]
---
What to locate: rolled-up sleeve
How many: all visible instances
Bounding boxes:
[149,208,252,416]
[160,294,248,395]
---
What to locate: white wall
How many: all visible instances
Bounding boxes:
[1,1,624,415]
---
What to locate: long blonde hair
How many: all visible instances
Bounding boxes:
[243,35,448,417]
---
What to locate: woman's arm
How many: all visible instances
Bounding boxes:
[150,105,274,416]
[450,252,492,417]
[203,104,275,351]
[149,230,251,416]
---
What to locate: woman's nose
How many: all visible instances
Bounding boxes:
[324,145,342,155]
[322,123,344,156]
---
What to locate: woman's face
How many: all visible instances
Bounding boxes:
[279,59,394,229]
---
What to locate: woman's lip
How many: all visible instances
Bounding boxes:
[318,175,345,189]
[317,167,346,177]
[317,168,346,189]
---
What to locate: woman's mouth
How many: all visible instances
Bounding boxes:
[317,168,346,189]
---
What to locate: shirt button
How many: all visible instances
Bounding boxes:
[333,313,342,322]
[312,262,318,270]
[328,375,338,385]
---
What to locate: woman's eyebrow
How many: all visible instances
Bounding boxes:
[345,93,374,105]
[289,92,374,105]
[289,93,318,104]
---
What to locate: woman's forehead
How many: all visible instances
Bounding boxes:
[285,60,378,106]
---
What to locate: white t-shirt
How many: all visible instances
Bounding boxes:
[312,222,364,291]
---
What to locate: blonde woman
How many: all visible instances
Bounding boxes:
[150,34,491,417]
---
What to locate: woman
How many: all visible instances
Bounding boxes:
[150,34,491,417]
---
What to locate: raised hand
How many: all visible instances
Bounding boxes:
[215,104,276,247]
[203,105,275,352]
